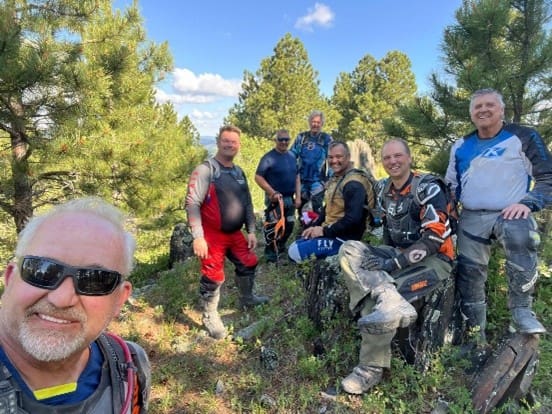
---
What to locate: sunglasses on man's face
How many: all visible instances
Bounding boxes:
[19,256,123,296]
[277,137,290,143]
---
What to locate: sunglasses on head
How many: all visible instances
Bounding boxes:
[19,256,123,296]
[277,137,290,142]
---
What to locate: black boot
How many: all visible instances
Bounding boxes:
[235,275,269,308]
[509,295,546,334]
[264,245,278,263]
[458,301,491,373]
[461,301,488,345]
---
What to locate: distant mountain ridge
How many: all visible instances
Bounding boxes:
[200,136,216,146]
[200,136,216,154]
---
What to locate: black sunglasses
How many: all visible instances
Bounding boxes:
[19,256,123,296]
[277,137,290,142]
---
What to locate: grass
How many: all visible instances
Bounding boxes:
[107,224,551,414]
[0,215,550,413]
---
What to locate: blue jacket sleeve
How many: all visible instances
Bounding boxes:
[517,125,552,211]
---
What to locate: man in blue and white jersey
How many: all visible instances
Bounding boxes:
[290,110,333,216]
[445,88,552,342]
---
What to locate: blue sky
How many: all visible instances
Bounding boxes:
[114,1,462,136]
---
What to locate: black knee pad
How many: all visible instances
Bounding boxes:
[199,275,220,295]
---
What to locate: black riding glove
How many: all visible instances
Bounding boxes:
[363,255,398,274]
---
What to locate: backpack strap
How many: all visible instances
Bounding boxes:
[99,333,150,414]
[98,334,127,413]
[381,175,393,197]
[204,158,218,183]
[318,132,331,147]
[332,168,374,207]
[329,169,352,204]
[124,341,151,414]
[298,131,315,146]
[0,363,23,414]
[204,157,245,184]
[299,131,331,148]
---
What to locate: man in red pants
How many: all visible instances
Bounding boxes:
[185,125,269,339]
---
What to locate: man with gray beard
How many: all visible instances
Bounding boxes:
[0,197,150,413]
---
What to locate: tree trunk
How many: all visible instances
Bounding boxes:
[168,222,194,268]
[11,131,33,233]
[301,256,352,330]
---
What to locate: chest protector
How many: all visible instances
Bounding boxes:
[382,182,422,248]
[325,169,374,226]
[202,158,249,233]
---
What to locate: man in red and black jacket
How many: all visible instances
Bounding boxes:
[185,125,268,340]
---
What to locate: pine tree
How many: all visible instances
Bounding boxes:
[389,0,552,173]
[331,51,417,152]
[227,33,332,139]
[0,0,203,231]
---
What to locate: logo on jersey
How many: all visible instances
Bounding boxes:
[481,147,506,158]
[408,249,427,263]
[387,200,408,216]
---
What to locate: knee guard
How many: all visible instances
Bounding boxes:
[501,217,540,303]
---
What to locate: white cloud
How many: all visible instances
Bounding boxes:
[190,109,217,119]
[155,68,241,105]
[155,88,220,104]
[172,68,241,99]
[153,68,242,135]
[188,109,226,136]
[295,3,335,31]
